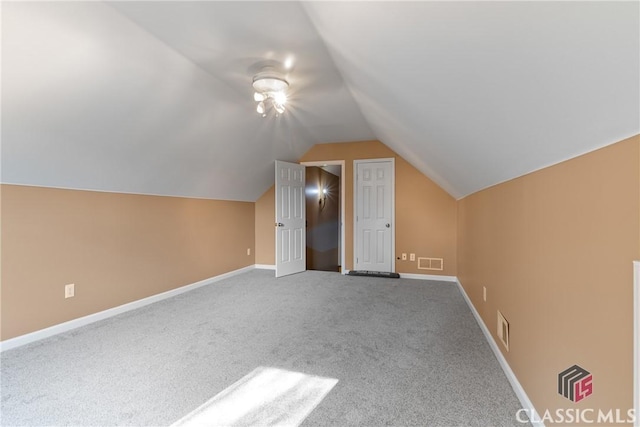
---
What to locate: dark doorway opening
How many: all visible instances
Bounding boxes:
[305,166,340,272]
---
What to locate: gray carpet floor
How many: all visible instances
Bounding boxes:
[1,269,528,426]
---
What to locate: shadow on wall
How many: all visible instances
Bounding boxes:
[305,167,340,272]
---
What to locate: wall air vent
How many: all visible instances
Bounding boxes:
[417,257,443,271]
[497,310,510,351]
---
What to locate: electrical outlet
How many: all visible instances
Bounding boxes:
[65,284,75,299]
[483,286,487,302]
[247,248,251,255]
[409,253,415,261]
[401,253,407,261]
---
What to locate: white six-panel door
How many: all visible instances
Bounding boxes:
[275,161,306,278]
[354,159,394,272]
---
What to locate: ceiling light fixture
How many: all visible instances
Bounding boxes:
[252,68,289,117]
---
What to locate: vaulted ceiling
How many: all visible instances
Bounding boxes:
[2,1,638,201]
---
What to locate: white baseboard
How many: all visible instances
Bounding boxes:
[455,278,543,427]
[254,264,276,270]
[399,273,457,282]
[0,265,256,352]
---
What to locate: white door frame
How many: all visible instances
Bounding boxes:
[353,158,395,273]
[300,160,346,274]
[634,260,639,427]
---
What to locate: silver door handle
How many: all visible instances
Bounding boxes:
[385,223,390,228]
[275,222,284,227]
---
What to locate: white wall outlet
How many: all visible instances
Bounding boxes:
[65,283,75,299]
[409,253,415,261]
[247,248,251,255]
[401,253,407,261]
[483,286,487,302]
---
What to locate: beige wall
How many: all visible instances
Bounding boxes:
[255,140,458,275]
[1,184,255,340]
[457,135,640,421]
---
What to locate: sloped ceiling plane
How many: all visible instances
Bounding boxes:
[2,1,638,201]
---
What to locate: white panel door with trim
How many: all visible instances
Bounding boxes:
[355,160,394,272]
[275,161,306,278]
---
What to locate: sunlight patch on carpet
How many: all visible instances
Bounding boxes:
[171,367,339,427]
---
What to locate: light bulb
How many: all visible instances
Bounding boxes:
[256,101,265,114]
[254,92,265,102]
[273,91,287,106]
[274,103,285,114]
[284,56,294,70]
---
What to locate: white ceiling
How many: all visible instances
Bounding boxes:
[2,1,638,201]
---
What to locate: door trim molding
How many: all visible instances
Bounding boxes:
[634,260,639,427]
[300,161,346,274]
[353,158,396,273]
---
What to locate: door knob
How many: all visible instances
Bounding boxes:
[385,223,390,228]
[275,222,284,227]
